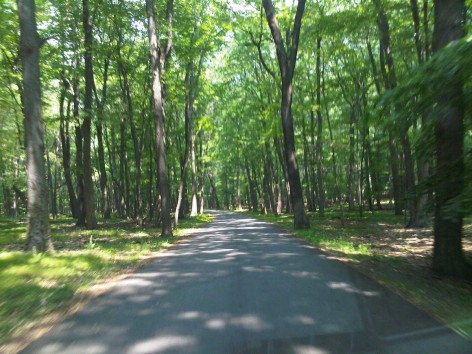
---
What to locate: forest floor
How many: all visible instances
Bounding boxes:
[0,214,213,353]
[248,210,472,340]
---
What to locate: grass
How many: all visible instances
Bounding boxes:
[246,209,472,339]
[0,213,213,349]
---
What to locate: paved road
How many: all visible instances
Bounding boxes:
[21,211,471,354]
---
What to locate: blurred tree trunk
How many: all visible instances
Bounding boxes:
[315,36,325,217]
[59,73,79,218]
[95,58,111,220]
[374,0,405,217]
[432,0,471,278]
[81,0,97,229]
[17,0,53,251]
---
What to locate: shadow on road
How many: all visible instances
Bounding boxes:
[21,211,472,354]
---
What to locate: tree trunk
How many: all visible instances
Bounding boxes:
[96,123,110,219]
[146,0,172,237]
[81,0,97,229]
[274,136,290,213]
[431,0,470,278]
[347,104,356,211]
[190,131,198,216]
[422,0,431,60]
[237,161,243,210]
[409,0,430,227]
[376,0,416,222]
[245,161,258,212]
[95,59,111,220]
[18,0,53,251]
[325,97,342,214]
[72,63,86,225]
[308,96,318,211]
[199,143,205,214]
[402,128,418,226]
[301,116,313,212]
[252,162,262,211]
[46,138,56,218]
[263,0,309,229]
[410,0,423,63]
[315,36,325,217]
[208,174,220,209]
[224,169,229,209]
[366,37,385,210]
[118,60,142,224]
[75,124,86,225]
[175,63,193,224]
[59,76,79,218]
[105,126,119,216]
[146,127,154,221]
[375,0,404,216]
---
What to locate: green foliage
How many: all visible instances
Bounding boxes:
[380,36,472,219]
[247,210,380,257]
[380,36,472,117]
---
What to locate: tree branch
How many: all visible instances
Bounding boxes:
[160,0,174,68]
[289,0,306,78]
[262,0,288,79]
[249,31,275,78]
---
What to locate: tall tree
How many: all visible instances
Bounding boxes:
[431,0,470,278]
[59,72,79,218]
[81,0,97,228]
[146,0,173,237]
[315,36,325,217]
[409,0,429,227]
[262,0,309,229]
[17,0,53,251]
[373,0,405,217]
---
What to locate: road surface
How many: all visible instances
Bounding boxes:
[21,211,472,353]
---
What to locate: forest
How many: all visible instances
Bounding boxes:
[2,0,472,265]
[1,0,472,346]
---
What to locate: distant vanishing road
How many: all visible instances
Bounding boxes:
[21,211,472,354]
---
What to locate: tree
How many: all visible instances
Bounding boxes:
[262,0,309,229]
[145,0,173,237]
[431,0,471,278]
[17,0,53,251]
[373,0,407,217]
[81,0,97,229]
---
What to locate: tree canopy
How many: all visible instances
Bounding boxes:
[1,0,471,277]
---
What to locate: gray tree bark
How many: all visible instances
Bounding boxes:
[17,0,53,251]
[146,0,173,237]
[315,36,325,217]
[81,0,97,229]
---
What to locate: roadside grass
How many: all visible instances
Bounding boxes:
[246,209,472,339]
[0,213,213,349]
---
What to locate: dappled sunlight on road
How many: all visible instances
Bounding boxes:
[327,282,380,297]
[129,335,197,354]
[21,211,472,354]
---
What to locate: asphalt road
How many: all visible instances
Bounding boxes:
[21,211,472,354]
